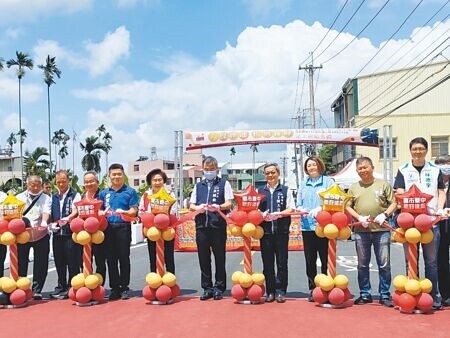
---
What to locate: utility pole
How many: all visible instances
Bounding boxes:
[299,52,322,155]
[280,153,288,185]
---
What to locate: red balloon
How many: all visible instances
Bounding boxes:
[331,212,348,230]
[171,284,181,298]
[68,287,77,301]
[342,288,352,301]
[247,284,264,302]
[84,216,100,234]
[315,211,332,227]
[141,212,155,228]
[9,289,27,305]
[328,287,345,305]
[414,214,433,233]
[397,212,415,230]
[154,214,170,230]
[92,286,105,302]
[169,214,178,226]
[230,210,248,227]
[142,285,156,301]
[70,217,85,233]
[231,284,246,301]
[156,285,172,302]
[98,216,108,231]
[416,292,433,312]
[25,288,33,301]
[392,290,403,307]
[398,292,417,312]
[247,210,263,226]
[76,287,92,304]
[312,286,328,304]
[8,218,26,235]
[0,220,9,234]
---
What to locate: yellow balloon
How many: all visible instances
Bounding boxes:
[253,226,264,240]
[147,227,161,242]
[77,230,91,245]
[231,271,244,285]
[420,229,434,244]
[85,274,100,290]
[0,276,9,291]
[71,274,85,290]
[72,232,79,244]
[404,279,421,296]
[242,223,256,238]
[251,272,265,285]
[319,275,334,292]
[16,231,30,244]
[393,228,406,243]
[419,278,432,294]
[91,230,105,244]
[94,273,104,286]
[314,273,327,287]
[338,226,351,240]
[146,272,162,289]
[230,225,243,237]
[405,228,421,244]
[323,224,339,240]
[162,272,177,287]
[1,231,16,246]
[333,274,349,289]
[162,228,176,241]
[393,275,408,292]
[1,277,17,293]
[315,225,325,238]
[239,273,253,288]
[16,277,31,291]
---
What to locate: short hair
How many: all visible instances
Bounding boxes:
[84,171,99,182]
[409,137,428,150]
[202,156,218,168]
[263,162,280,174]
[55,170,69,179]
[356,156,374,167]
[435,154,450,165]
[27,175,42,184]
[108,163,124,172]
[304,156,325,174]
[146,168,168,185]
[43,180,51,186]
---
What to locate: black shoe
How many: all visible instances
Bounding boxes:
[50,289,68,300]
[265,293,275,303]
[109,289,121,301]
[200,290,214,300]
[33,293,43,300]
[442,298,450,307]
[307,295,314,302]
[432,302,442,310]
[379,298,394,307]
[276,293,286,303]
[49,287,63,299]
[354,295,373,305]
[121,290,130,300]
[213,291,223,300]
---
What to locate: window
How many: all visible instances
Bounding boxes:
[379,138,397,159]
[431,136,448,157]
[133,179,139,186]
[133,164,139,172]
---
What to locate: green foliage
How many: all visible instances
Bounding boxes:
[319,144,336,175]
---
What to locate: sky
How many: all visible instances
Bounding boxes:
[0,0,449,178]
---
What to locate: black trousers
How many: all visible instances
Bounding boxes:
[0,244,6,277]
[302,231,328,290]
[92,243,107,285]
[104,223,131,291]
[260,232,289,294]
[53,235,82,290]
[147,239,175,274]
[196,227,226,292]
[438,220,450,300]
[18,234,50,293]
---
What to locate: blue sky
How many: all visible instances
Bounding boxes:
[0,0,449,177]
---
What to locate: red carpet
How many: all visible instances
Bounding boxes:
[1,297,448,337]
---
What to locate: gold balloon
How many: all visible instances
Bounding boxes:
[148,188,176,215]
[318,184,351,213]
[0,194,25,221]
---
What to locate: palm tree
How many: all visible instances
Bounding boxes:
[51,128,70,170]
[38,55,61,176]
[7,51,34,188]
[6,132,17,189]
[0,57,4,70]
[96,124,113,176]
[24,147,50,178]
[80,135,108,173]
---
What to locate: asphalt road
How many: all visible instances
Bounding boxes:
[5,237,418,300]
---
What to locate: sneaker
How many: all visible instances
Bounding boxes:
[276,293,286,303]
[50,289,68,300]
[121,290,130,300]
[354,295,373,305]
[32,293,43,300]
[109,289,121,301]
[265,293,275,303]
[49,287,63,299]
[213,291,223,300]
[442,298,450,307]
[379,298,394,307]
[432,302,442,311]
[200,290,214,301]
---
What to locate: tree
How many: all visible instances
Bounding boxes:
[24,147,50,178]
[6,132,17,189]
[96,124,113,175]
[51,128,70,170]
[7,51,34,188]
[38,55,61,175]
[80,135,108,173]
[0,57,4,70]
[319,144,336,175]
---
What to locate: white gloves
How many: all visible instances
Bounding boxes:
[115,208,125,213]
[358,215,370,228]
[206,204,220,212]
[435,208,447,216]
[308,207,322,218]
[374,213,387,225]
[41,220,48,228]
[196,204,207,213]
[296,207,308,213]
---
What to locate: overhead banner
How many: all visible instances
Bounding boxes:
[185,128,378,150]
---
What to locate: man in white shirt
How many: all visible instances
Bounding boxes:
[16,175,52,300]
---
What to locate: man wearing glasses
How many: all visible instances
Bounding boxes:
[258,163,295,303]
[394,137,447,310]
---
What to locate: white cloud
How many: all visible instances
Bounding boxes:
[5,27,24,39]
[116,0,160,9]
[0,0,92,25]
[0,76,42,103]
[242,0,293,18]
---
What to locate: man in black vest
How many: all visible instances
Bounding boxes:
[49,170,82,299]
[258,163,295,303]
[189,156,234,300]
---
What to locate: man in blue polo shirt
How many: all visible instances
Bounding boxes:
[99,163,138,300]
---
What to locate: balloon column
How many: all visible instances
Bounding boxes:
[230,185,267,304]
[391,184,436,313]
[311,184,353,307]
[0,194,32,308]
[68,199,107,306]
[141,188,180,304]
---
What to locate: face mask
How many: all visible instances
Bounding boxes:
[438,164,450,176]
[204,171,217,181]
